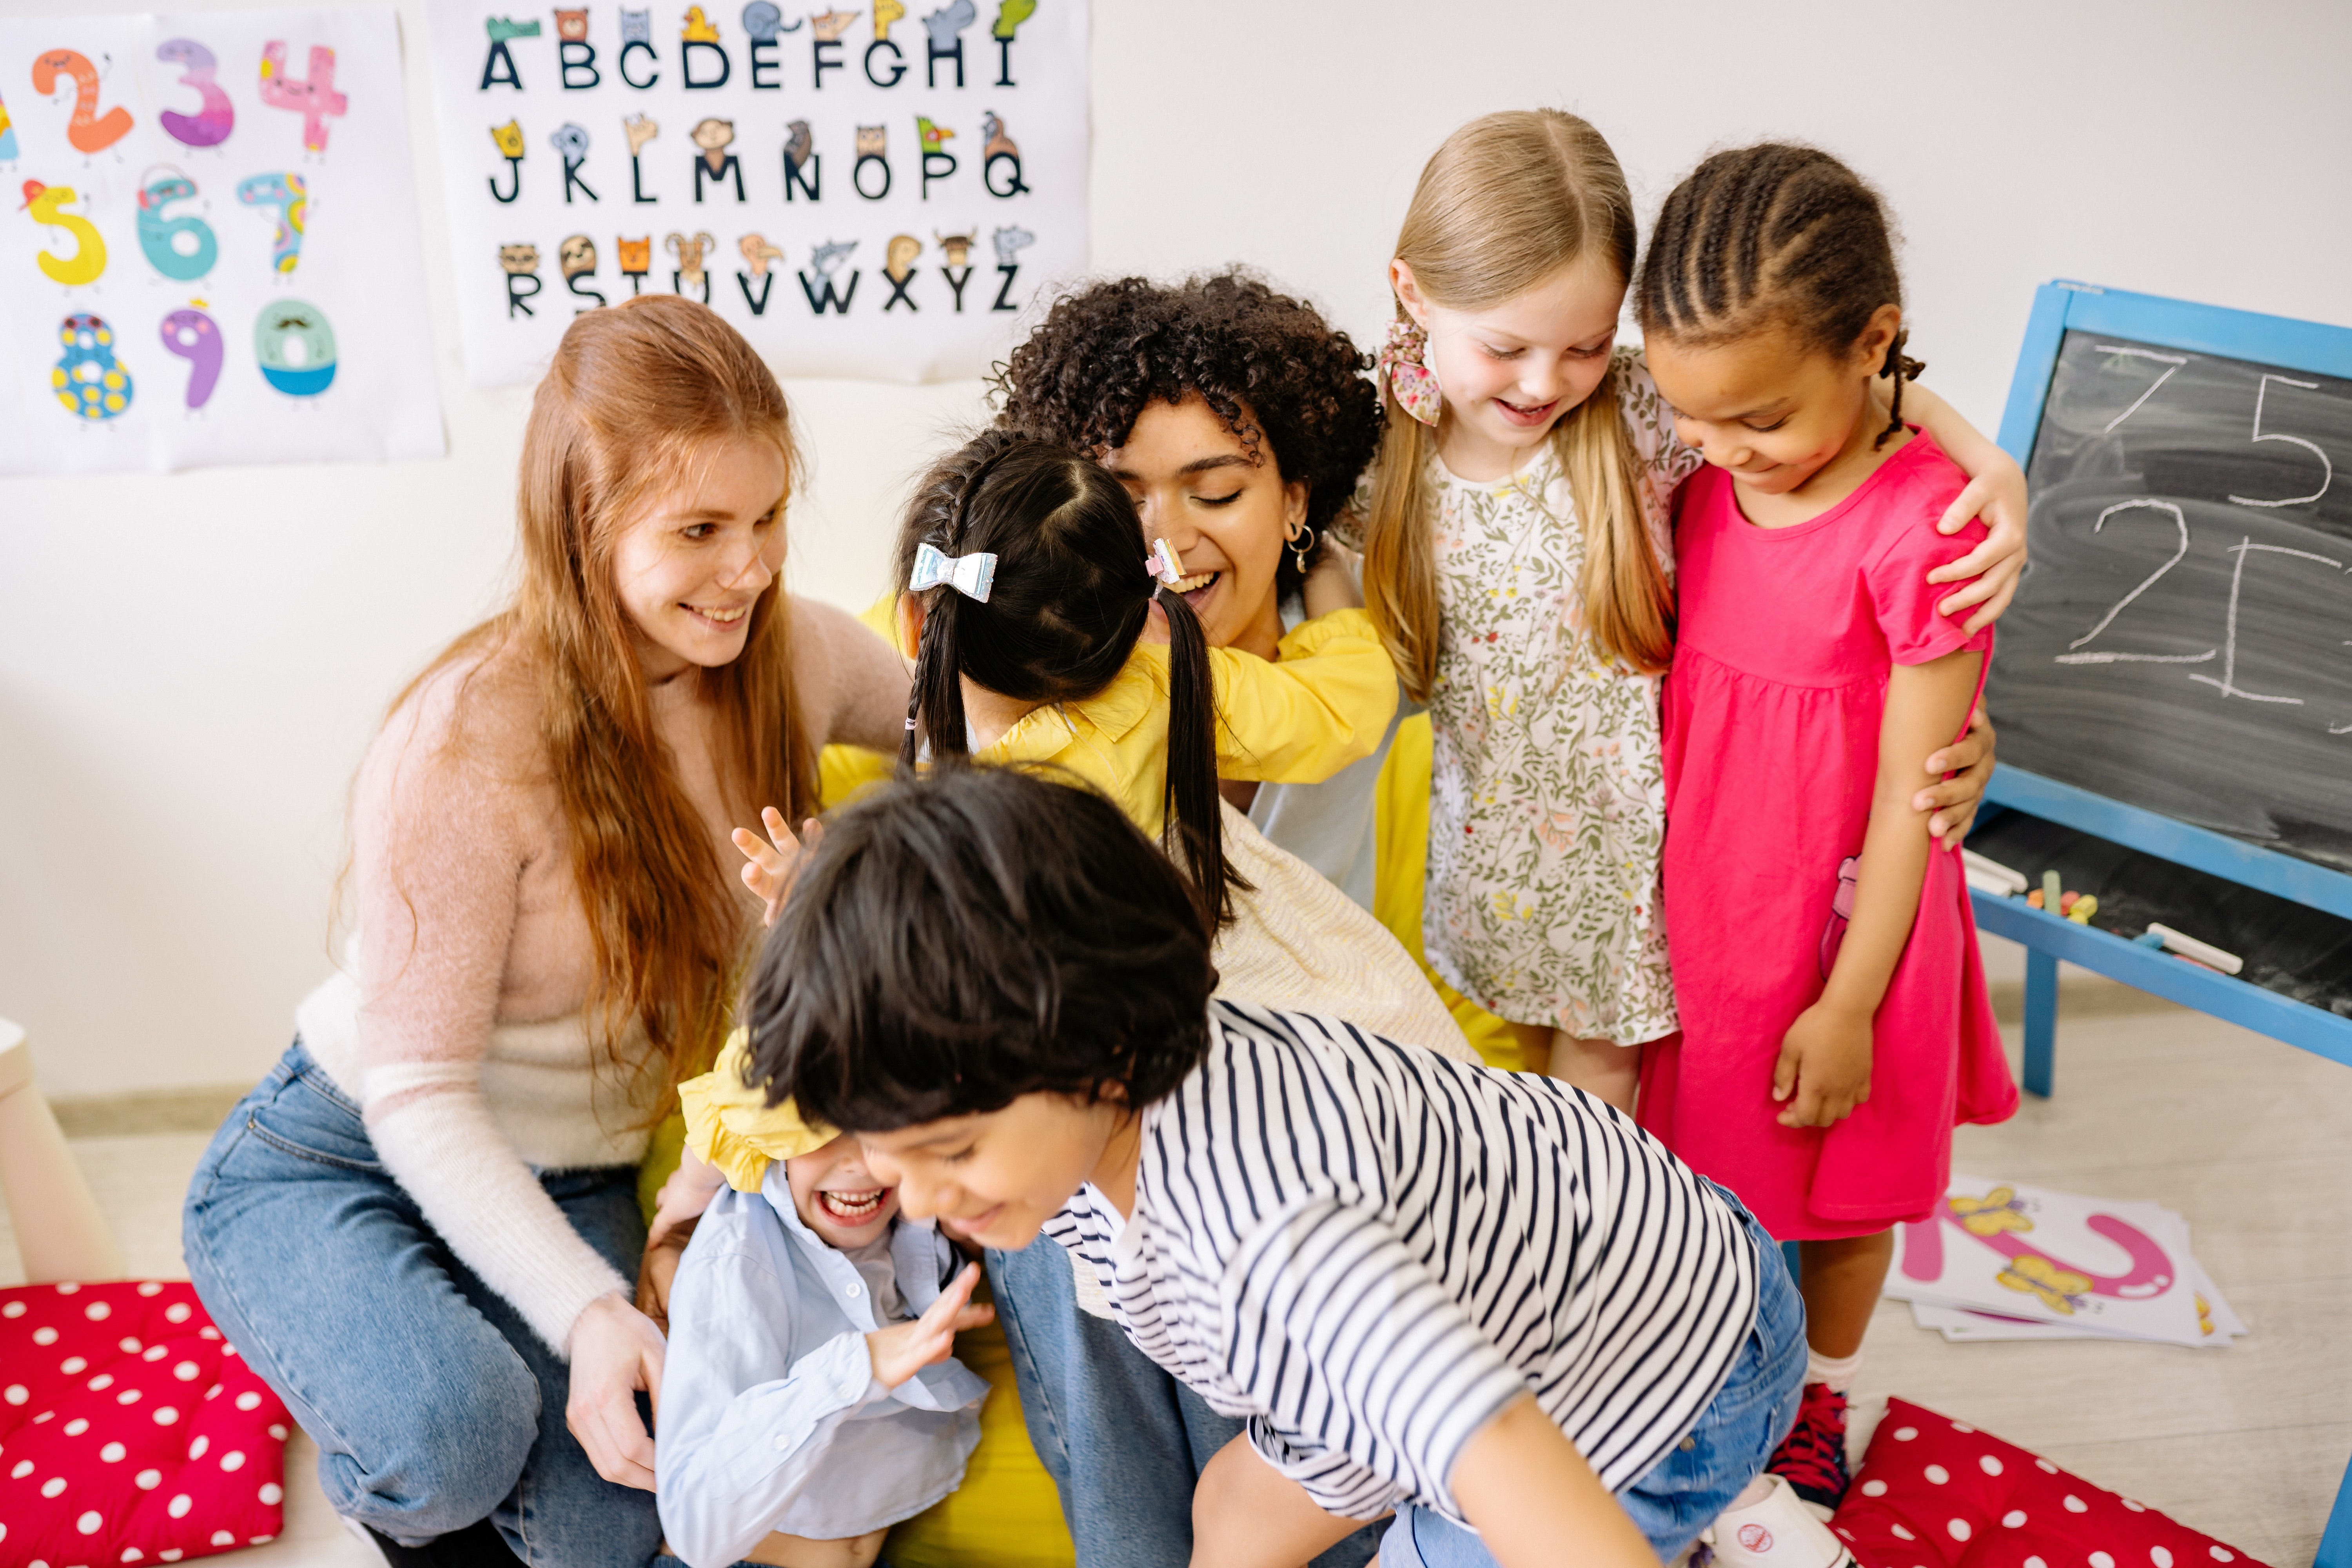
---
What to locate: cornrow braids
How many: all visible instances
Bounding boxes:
[1637,143,1922,446]
[892,430,1245,926]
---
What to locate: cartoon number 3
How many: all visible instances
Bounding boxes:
[156,39,236,148]
[258,42,347,154]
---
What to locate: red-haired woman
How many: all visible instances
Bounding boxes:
[182,299,908,1568]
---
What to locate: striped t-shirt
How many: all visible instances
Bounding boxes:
[1042,1000,1760,1523]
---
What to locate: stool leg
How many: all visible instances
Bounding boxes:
[2022,948,2059,1099]
[0,1020,125,1282]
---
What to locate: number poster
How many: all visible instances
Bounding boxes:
[421,0,1087,387]
[0,8,445,476]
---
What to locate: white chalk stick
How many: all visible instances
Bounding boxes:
[2145,922,2243,976]
[1962,850,2028,896]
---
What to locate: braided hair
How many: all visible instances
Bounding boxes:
[1637,143,1925,449]
[892,429,1242,927]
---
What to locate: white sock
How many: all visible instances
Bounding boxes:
[1806,1346,1862,1393]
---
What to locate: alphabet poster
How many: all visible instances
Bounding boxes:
[0,9,445,476]
[421,0,1087,386]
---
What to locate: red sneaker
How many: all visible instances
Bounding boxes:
[1767,1382,1851,1517]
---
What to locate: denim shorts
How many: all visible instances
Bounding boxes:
[1379,1187,1806,1567]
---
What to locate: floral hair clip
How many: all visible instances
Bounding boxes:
[1377,316,1443,427]
[1146,537,1183,586]
[910,541,997,603]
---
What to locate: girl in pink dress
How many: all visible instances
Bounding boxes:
[1633,144,2018,1526]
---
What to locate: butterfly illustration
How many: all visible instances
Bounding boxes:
[1946,1185,2033,1238]
[1996,1254,2092,1315]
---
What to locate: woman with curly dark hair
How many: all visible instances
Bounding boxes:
[976,272,1417,1568]
[991,271,1401,910]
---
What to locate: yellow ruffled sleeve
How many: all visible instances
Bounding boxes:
[1209,607,1400,784]
[675,1028,839,1193]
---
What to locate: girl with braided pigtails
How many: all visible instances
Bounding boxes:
[1634,143,2019,1539]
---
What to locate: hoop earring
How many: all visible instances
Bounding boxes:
[1289,523,1316,576]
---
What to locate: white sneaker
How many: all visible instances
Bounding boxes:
[1701,1475,1858,1568]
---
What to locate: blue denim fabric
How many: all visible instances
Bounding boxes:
[182,1041,664,1568]
[986,1240,1379,1568]
[1379,1191,1806,1568]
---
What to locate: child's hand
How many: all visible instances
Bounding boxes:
[866,1262,994,1390]
[1773,1001,1874,1127]
[732,807,820,927]
[1928,458,2028,635]
[1915,702,1996,847]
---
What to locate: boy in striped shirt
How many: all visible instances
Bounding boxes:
[744,766,1851,1568]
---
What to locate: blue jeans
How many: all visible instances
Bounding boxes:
[1379,1191,1807,1566]
[182,1041,663,1568]
[987,1240,1379,1568]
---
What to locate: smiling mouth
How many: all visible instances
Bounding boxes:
[1167,570,1218,607]
[685,602,750,628]
[817,1188,888,1223]
[1495,396,1559,422]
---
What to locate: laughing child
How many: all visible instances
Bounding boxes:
[655,1085,994,1568]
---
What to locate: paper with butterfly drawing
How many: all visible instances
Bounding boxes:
[0,7,443,474]
[421,0,1088,386]
[1883,1176,2243,1349]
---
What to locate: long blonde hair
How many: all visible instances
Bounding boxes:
[386,296,815,1114]
[1363,109,1673,702]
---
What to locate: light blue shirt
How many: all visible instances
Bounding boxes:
[655,1172,989,1567]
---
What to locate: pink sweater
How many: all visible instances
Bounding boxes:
[294,597,908,1353]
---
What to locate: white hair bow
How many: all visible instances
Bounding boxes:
[909,541,997,603]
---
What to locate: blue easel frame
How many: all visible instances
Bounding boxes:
[1989,281,2352,1568]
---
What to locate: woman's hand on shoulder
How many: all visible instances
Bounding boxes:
[1927,456,2029,635]
[565,1292,667,1490]
[734,807,821,927]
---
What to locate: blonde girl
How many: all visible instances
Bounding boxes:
[1356,109,2022,1110]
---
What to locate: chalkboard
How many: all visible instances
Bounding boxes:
[1989,323,2352,872]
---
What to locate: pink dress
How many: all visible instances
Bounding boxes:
[1639,432,2017,1241]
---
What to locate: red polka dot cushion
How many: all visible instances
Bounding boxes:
[0,1281,291,1568]
[1830,1397,2268,1568]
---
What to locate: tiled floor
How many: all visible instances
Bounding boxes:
[5,968,2348,1566]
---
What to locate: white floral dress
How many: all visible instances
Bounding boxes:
[1391,352,1701,1042]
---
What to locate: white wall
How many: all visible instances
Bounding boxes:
[5,0,2349,1097]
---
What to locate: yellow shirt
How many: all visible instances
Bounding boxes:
[977,607,1398,837]
[679,606,1401,1192]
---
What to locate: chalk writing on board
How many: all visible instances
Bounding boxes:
[1988,329,2352,870]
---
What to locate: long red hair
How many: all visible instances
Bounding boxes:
[387,296,814,1111]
